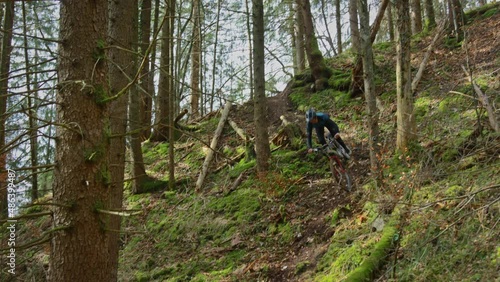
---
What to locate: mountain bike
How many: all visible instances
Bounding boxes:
[313,135,353,192]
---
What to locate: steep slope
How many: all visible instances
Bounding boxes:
[122,8,499,282]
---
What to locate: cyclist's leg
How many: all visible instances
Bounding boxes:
[316,126,327,146]
[326,121,351,155]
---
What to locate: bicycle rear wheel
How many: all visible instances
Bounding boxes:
[329,156,352,192]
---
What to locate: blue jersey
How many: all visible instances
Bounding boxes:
[306,112,340,148]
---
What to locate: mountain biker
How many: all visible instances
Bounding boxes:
[305,108,351,158]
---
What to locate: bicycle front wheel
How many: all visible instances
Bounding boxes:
[329,157,352,192]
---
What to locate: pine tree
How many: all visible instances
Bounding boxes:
[50,1,113,280]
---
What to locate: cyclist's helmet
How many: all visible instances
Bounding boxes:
[305,108,317,123]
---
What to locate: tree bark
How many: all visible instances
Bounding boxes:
[358,0,381,178]
[253,0,271,174]
[50,0,112,280]
[396,0,417,151]
[335,0,343,54]
[129,87,150,195]
[424,0,436,30]
[411,0,423,34]
[0,1,14,219]
[22,2,39,202]
[349,0,360,53]
[245,0,254,99]
[153,3,174,141]
[108,0,137,279]
[448,0,464,41]
[295,1,306,73]
[196,101,232,191]
[139,0,153,139]
[190,0,201,119]
[387,2,395,41]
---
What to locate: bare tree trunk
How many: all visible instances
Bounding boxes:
[358,0,381,179]
[424,0,436,30]
[108,0,137,279]
[253,0,271,174]
[130,86,149,194]
[411,0,423,34]
[387,2,395,41]
[168,0,177,190]
[153,6,173,141]
[295,1,306,73]
[210,0,222,112]
[297,0,331,90]
[349,0,360,53]
[0,1,14,219]
[22,2,39,202]
[396,0,417,151]
[190,0,201,119]
[50,0,112,280]
[448,0,464,40]
[246,0,254,99]
[335,0,343,54]
[139,0,153,139]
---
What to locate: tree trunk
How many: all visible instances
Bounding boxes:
[296,0,331,90]
[153,4,173,141]
[349,0,360,53]
[49,0,112,280]
[22,2,39,202]
[335,0,343,54]
[246,0,254,99]
[424,0,436,30]
[108,0,137,279]
[448,0,464,41]
[0,1,14,219]
[139,0,153,140]
[358,0,381,178]
[411,0,423,34]
[387,2,395,41]
[129,87,149,195]
[210,0,222,112]
[168,0,177,190]
[253,0,271,174]
[295,1,306,73]
[190,0,201,119]
[396,0,417,151]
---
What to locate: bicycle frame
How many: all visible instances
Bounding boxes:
[314,137,352,191]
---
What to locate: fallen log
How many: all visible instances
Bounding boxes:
[195,101,232,191]
[462,65,498,133]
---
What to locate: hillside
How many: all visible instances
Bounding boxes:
[116,8,498,282]
[8,5,499,282]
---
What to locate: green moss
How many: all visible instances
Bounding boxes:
[344,226,397,282]
[328,70,351,91]
[229,159,255,178]
[98,164,111,186]
[296,261,310,275]
[93,84,110,105]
